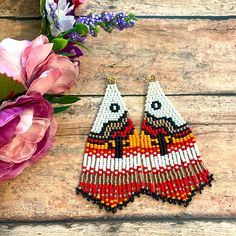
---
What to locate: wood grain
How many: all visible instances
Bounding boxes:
[0,0,40,17]
[0,125,235,220]
[0,19,236,95]
[0,0,235,232]
[0,93,235,220]
[56,95,236,136]
[0,20,40,40]
[1,0,235,17]
[72,19,236,95]
[81,0,236,16]
[1,220,236,236]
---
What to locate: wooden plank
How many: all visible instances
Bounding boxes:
[74,19,236,95]
[0,96,235,220]
[56,95,236,136]
[0,20,40,41]
[81,0,236,16]
[0,0,39,17]
[0,19,236,95]
[1,220,236,236]
[0,122,235,220]
[1,0,236,17]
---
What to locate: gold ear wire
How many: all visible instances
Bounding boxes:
[99,64,113,80]
[99,61,132,84]
[145,75,156,82]
[106,77,116,84]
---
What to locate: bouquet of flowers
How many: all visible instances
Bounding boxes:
[0,0,136,182]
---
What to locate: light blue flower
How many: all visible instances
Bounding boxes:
[46,0,76,37]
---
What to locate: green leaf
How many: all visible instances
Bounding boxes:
[44,94,81,105]
[94,26,100,34]
[40,0,48,34]
[97,22,106,28]
[54,105,71,114]
[128,13,136,18]
[57,95,81,104]
[0,74,25,102]
[75,23,89,36]
[44,94,55,104]
[52,38,68,51]
[40,0,46,15]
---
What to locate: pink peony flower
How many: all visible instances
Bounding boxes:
[0,35,79,95]
[0,93,57,182]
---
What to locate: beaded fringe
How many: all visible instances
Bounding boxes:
[140,81,213,206]
[76,84,144,213]
[76,81,213,213]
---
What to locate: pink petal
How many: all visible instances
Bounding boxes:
[0,161,30,182]
[0,136,37,163]
[0,38,30,84]
[21,35,49,66]
[46,55,79,94]
[24,43,53,79]
[29,117,58,163]
[27,67,62,95]
[0,118,50,163]
[30,35,49,47]
[20,118,50,143]
[15,109,33,134]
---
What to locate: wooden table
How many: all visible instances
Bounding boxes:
[0,0,236,235]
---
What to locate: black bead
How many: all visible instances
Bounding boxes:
[151,101,162,110]
[183,202,189,207]
[75,188,80,195]
[178,200,182,205]
[106,206,111,212]
[141,189,146,194]
[110,103,120,113]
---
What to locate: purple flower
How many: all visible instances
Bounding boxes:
[75,12,136,37]
[0,93,57,182]
[67,32,85,43]
[60,42,83,60]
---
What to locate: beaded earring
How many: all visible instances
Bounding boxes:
[140,75,213,207]
[76,78,143,213]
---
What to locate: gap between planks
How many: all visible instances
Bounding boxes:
[0,219,236,236]
[1,19,236,95]
[0,216,236,224]
[2,15,236,20]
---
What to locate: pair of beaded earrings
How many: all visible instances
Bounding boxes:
[76,75,213,213]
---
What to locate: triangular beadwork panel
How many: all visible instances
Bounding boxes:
[77,83,143,212]
[140,81,213,206]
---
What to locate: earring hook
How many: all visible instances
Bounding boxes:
[145,75,156,82]
[135,58,159,81]
[99,61,132,84]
